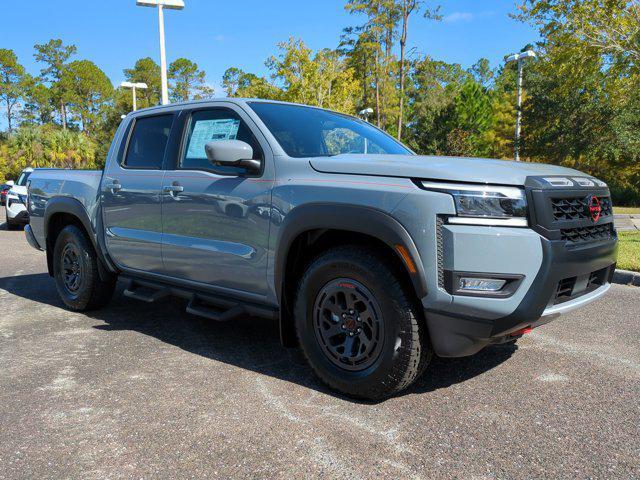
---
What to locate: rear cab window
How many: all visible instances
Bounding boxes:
[123,114,174,169]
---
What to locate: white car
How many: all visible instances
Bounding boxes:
[5,168,33,230]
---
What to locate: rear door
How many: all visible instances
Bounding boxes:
[160,104,274,298]
[101,113,174,273]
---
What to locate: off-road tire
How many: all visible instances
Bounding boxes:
[53,225,116,311]
[294,246,431,400]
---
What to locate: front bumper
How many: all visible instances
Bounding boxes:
[24,224,44,250]
[426,235,617,357]
[6,199,28,222]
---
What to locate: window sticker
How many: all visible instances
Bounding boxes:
[187,119,240,158]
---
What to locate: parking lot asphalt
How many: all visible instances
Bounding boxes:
[0,209,638,479]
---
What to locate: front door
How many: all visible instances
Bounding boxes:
[160,105,274,297]
[101,113,174,273]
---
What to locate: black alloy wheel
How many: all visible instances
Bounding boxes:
[313,278,384,371]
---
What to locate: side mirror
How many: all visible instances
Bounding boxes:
[205,140,261,173]
[6,180,14,186]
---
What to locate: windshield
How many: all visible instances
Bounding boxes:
[248,102,412,158]
[17,171,31,186]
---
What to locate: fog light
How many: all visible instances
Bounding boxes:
[458,277,507,292]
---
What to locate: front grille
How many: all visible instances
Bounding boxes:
[552,267,610,305]
[561,223,615,244]
[551,196,612,221]
[555,277,576,300]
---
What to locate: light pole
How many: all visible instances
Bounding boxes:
[136,0,185,105]
[120,81,148,111]
[358,108,374,154]
[505,49,537,161]
[359,107,374,122]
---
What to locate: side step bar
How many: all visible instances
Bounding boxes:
[120,276,278,322]
[123,279,169,303]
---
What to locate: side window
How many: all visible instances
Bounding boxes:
[123,114,174,169]
[181,108,263,174]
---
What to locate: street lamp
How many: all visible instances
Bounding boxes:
[358,108,374,154]
[359,107,374,122]
[136,0,185,105]
[120,81,148,111]
[505,49,537,162]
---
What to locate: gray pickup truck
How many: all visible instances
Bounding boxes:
[25,99,618,399]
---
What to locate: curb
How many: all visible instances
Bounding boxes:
[613,269,640,287]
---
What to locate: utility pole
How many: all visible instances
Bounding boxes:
[136,0,185,105]
[505,49,537,161]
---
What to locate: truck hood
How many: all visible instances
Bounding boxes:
[309,154,585,186]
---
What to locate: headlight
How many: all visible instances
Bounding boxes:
[421,181,528,227]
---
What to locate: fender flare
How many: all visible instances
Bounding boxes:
[274,203,429,302]
[43,197,116,278]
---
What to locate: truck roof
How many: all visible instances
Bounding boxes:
[127,97,319,117]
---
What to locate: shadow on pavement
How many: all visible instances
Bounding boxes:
[0,272,516,402]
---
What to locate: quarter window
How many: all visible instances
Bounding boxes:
[123,114,174,169]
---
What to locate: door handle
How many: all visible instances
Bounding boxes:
[163,182,184,197]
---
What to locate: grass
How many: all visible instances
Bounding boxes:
[614,207,640,214]
[617,231,640,272]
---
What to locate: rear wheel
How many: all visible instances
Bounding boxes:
[53,225,116,311]
[294,246,431,400]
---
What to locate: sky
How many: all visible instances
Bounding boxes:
[1,0,539,102]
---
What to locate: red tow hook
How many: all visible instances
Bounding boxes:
[510,326,533,337]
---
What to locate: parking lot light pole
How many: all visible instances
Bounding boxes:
[120,82,148,111]
[136,0,185,105]
[358,108,374,154]
[505,49,537,162]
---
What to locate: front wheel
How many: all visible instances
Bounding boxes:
[53,225,116,311]
[294,246,431,400]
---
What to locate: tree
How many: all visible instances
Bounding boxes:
[516,0,640,69]
[516,0,640,204]
[222,67,244,96]
[33,39,77,129]
[60,60,113,135]
[266,38,360,112]
[403,56,470,152]
[0,49,27,131]
[469,58,494,88]
[168,58,214,102]
[396,1,441,139]
[345,0,400,129]
[124,57,161,108]
[22,77,54,125]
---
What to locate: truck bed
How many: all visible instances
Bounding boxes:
[27,169,104,249]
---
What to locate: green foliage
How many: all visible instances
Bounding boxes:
[617,231,640,272]
[168,58,214,102]
[516,0,640,205]
[0,49,27,131]
[60,60,113,134]
[267,38,360,112]
[0,124,98,181]
[124,57,161,108]
[33,38,77,128]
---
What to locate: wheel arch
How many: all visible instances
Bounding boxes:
[44,198,115,281]
[275,203,428,346]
